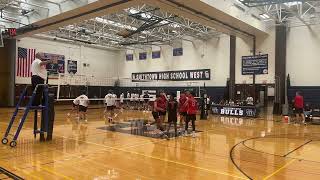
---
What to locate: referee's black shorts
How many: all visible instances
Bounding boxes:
[31,75,45,106]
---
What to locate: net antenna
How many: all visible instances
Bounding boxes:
[0,31,3,48]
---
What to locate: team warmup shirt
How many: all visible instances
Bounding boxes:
[179,96,188,113]
[73,98,79,105]
[112,94,117,105]
[186,96,197,115]
[135,94,139,101]
[105,93,116,106]
[76,95,89,107]
[154,98,164,112]
[120,94,124,103]
[158,95,167,111]
[294,95,304,109]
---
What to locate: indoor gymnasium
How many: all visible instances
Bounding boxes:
[1,0,320,179]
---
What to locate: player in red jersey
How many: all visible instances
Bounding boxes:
[158,91,167,130]
[148,94,167,138]
[178,92,187,132]
[184,91,197,138]
[294,91,305,124]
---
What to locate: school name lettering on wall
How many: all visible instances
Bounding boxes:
[132,69,211,81]
[242,54,268,75]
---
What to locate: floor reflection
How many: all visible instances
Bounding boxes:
[97,119,202,139]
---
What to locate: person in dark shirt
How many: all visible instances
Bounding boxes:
[143,91,150,111]
[178,92,187,131]
[166,93,178,138]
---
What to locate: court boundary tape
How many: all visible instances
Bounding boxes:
[229,137,258,180]
[262,159,296,180]
[0,166,24,180]
[242,139,320,163]
[54,134,248,180]
[283,140,313,157]
[229,133,320,180]
[32,162,74,180]
[38,150,154,180]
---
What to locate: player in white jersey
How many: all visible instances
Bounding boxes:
[75,93,89,122]
[139,94,144,110]
[67,98,79,117]
[126,92,131,108]
[105,90,116,123]
[135,93,140,109]
[120,93,124,108]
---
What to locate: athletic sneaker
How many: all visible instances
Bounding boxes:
[165,134,170,140]
[192,131,196,138]
[84,119,88,123]
[183,132,188,137]
[67,113,70,117]
[162,134,168,139]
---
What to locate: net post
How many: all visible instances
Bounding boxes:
[57,73,61,99]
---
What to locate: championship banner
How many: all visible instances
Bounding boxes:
[44,53,65,76]
[67,60,77,74]
[132,69,211,81]
[242,54,268,75]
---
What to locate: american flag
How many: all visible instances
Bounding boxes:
[16,47,36,77]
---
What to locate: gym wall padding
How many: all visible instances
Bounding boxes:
[288,87,320,107]
[0,39,16,107]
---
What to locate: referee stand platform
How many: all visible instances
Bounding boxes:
[1,84,55,147]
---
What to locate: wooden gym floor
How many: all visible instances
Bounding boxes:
[0,106,320,180]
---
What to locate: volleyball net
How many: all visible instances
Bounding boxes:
[54,73,205,110]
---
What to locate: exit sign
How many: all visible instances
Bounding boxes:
[7,28,16,37]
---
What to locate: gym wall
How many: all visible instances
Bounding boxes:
[118,35,231,87]
[16,37,120,85]
[287,25,320,86]
[287,25,320,105]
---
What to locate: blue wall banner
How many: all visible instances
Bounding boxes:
[67,60,77,74]
[132,69,211,81]
[242,54,268,75]
[173,48,183,56]
[152,51,161,59]
[44,53,65,76]
[139,52,147,60]
[126,54,133,61]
